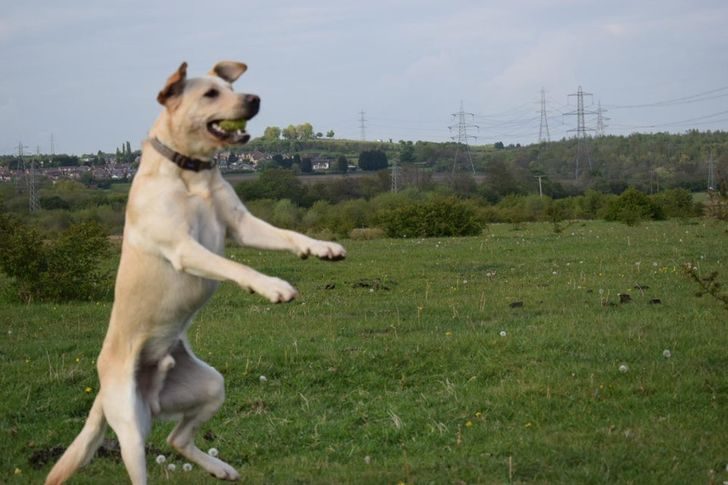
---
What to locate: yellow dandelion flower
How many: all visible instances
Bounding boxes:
[84,387,93,394]
[15,468,22,475]
[465,420,473,428]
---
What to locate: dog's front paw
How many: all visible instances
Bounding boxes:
[251,276,298,303]
[300,241,347,261]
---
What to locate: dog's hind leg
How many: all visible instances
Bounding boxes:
[45,395,107,485]
[159,341,239,481]
[102,370,152,485]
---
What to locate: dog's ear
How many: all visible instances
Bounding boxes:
[157,62,188,107]
[209,61,247,83]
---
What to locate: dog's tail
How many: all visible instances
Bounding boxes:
[45,395,107,485]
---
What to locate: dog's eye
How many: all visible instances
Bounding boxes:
[203,89,219,99]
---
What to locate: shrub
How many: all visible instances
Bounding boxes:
[379,197,483,238]
[270,199,301,229]
[603,187,664,225]
[651,188,699,218]
[0,215,113,302]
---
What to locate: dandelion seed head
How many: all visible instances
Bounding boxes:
[499,330,507,337]
[663,349,672,358]
[208,448,219,458]
[259,375,268,383]
[167,463,176,472]
[183,463,193,472]
[155,454,166,464]
[619,364,629,373]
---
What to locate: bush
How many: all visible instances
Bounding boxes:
[603,187,665,225]
[651,188,699,218]
[0,214,113,302]
[379,197,483,238]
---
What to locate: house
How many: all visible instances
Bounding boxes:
[241,150,267,166]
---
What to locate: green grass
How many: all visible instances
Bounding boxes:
[2,220,727,484]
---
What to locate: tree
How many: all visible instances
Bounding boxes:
[358,150,388,171]
[282,125,298,140]
[326,130,335,139]
[399,140,415,163]
[337,155,349,173]
[296,123,314,140]
[263,126,281,141]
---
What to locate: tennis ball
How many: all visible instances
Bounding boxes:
[218,119,247,132]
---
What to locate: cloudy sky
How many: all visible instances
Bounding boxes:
[1,0,727,155]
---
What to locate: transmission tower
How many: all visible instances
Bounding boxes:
[449,101,478,175]
[538,88,550,143]
[707,149,716,190]
[564,86,596,179]
[596,101,609,137]
[391,158,399,192]
[358,110,367,141]
[18,142,40,212]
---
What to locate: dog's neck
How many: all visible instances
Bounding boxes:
[149,138,215,172]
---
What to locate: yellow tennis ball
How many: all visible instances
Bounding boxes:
[218,119,247,132]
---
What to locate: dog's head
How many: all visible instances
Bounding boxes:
[156,61,259,149]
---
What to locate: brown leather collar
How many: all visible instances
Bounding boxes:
[150,138,215,172]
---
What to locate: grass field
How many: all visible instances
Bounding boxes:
[2,220,727,484]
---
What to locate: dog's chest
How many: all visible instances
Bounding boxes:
[187,190,225,253]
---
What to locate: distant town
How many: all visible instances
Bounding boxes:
[0,149,348,185]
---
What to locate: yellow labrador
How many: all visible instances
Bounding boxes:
[46,61,346,484]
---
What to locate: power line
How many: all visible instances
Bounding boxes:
[607,85,728,109]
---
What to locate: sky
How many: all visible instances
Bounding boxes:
[1,0,727,155]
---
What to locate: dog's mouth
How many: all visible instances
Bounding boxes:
[207,118,251,144]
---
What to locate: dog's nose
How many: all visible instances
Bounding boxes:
[244,95,260,115]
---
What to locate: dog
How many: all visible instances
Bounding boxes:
[46,61,346,484]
